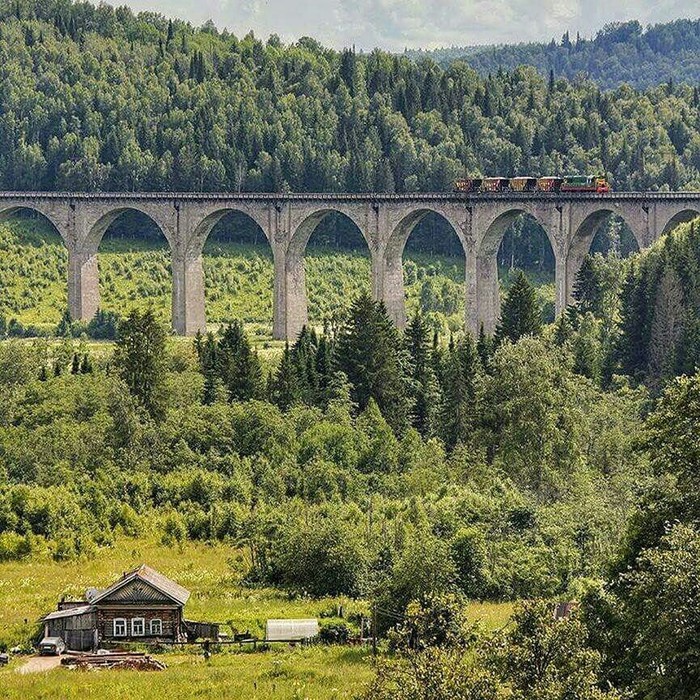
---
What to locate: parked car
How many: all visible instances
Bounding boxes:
[38,637,66,656]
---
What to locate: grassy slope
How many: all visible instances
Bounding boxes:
[0,537,512,699]
[0,219,553,335]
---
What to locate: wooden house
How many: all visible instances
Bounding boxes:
[43,565,194,650]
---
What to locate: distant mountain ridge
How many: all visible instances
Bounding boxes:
[406,19,700,90]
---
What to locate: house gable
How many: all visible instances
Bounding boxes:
[97,578,179,606]
[89,565,190,607]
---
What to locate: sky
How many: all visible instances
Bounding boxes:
[122,0,697,51]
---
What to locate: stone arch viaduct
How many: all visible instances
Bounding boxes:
[1,191,698,339]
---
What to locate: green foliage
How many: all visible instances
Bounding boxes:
[0,4,697,198]
[495,271,542,345]
[618,219,700,387]
[489,600,619,699]
[585,525,700,700]
[113,307,168,420]
[269,506,369,597]
[409,20,700,91]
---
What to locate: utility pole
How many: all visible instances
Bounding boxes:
[372,601,377,657]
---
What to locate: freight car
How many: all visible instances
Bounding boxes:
[453,175,610,193]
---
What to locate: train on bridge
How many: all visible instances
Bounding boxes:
[453,175,611,194]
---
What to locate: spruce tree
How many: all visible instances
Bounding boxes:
[80,353,92,374]
[56,309,72,338]
[315,334,334,407]
[291,326,319,405]
[198,332,220,405]
[216,321,263,402]
[71,352,80,375]
[405,314,439,437]
[113,308,168,421]
[553,310,574,346]
[476,323,493,370]
[334,292,411,434]
[573,255,604,316]
[270,342,301,410]
[495,270,542,345]
[439,334,481,450]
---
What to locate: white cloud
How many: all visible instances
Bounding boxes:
[121,0,697,50]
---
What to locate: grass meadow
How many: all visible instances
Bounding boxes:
[0,536,513,699]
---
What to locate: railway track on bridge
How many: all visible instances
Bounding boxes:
[1,190,699,203]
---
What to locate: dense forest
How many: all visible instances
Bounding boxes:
[2,212,700,695]
[0,2,699,196]
[2,2,700,697]
[408,19,700,91]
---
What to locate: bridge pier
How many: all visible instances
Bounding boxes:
[555,256,569,315]
[382,246,407,329]
[67,245,100,323]
[273,245,309,340]
[475,254,500,336]
[171,250,206,336]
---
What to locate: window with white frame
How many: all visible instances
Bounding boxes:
[131,618,145,636]
[150,618,162,636]
[113,618,127,637]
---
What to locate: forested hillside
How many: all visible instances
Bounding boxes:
[0,1,700,195]
[408,19,700,91]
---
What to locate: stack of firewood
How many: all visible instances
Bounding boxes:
[61,651,166,671]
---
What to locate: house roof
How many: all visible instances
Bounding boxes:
[89,565,190,606]
[43,604,95,621]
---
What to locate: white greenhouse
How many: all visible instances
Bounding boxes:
[265,618,319,642]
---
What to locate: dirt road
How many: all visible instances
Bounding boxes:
[16,655,62,674]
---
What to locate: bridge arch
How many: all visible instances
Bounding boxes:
[478,208,555,257]
[284,208,372,338]
[288,208,371,262]
[89,208,173,326]
[566,208,642,304]
[476,208,555,334]
[84,206,174,252]
[0,205,69,329]
[661,208,700,238]
[0,204,69,246]
[195,209,274,332]
[384,207,468,330]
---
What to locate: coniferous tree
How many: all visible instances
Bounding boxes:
[439,334,481,451]
[56,309,72,337]
[197,332,220,405]
[618,260,649,378]
[80,353,92,374]
[216,321,263,402]
[404,314,439,437]
[270,342,301,410]
[573,255,604,316]
[334,292,411,434]
[476,323,493,370]
[553,310,574,346]
[71,352,80,375]
[315,334,334,407]
[495,271,542,345]
[291,326,320,405]
[113,308,168,421]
